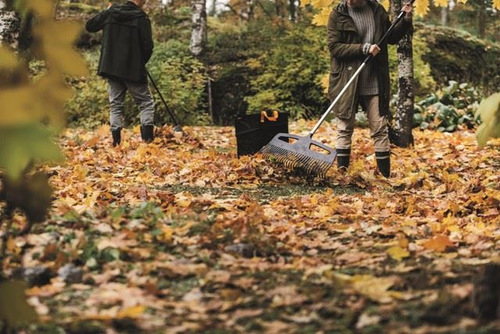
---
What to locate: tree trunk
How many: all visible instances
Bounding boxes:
[440,5,448,26]
[0,0,20,49]
[390,0,414,148]
[189,0,206,57]
[288,0,296,21]
[477,0,486,39]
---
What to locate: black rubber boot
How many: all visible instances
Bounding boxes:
[336,148,351,171]
[140,125,154,143]
[111,129,121,147]
[376,151,391,178]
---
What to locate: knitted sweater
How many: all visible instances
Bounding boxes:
[348,3,378,96]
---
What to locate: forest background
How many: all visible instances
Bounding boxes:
[0,0,499,332]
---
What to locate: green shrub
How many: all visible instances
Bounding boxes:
[412,81,481,132]
[65,51,108,128]
[245,22,330,120]
[147,40,209,126]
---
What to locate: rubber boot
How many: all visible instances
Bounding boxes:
[376,151,391,178]
[337,148,351,171]
[141,125,154,143]
[111,129,121,147]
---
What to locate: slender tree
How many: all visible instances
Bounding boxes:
[190,0,207,56]
[390,0,414,147]
[0,0,20,49]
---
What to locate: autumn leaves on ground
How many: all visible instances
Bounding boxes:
[4,121,500,333]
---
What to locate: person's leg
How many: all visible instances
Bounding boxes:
[364,95,391,177]
[108,78,127,146]
[126,80,155,142]
[335,112,355,170]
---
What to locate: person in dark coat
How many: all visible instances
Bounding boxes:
[86,0,155,146]
[327,0,413,177]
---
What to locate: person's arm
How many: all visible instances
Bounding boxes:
[139,17,154,63]
[85,9,110,33]
[327,11,364,60]
[387,2,413,44]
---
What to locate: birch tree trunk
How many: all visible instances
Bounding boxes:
[390,0,414,148]
[190,0,207,57]
[440,5,448,26]
[0,0,20,49]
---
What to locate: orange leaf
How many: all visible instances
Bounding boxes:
[422,235,455,252]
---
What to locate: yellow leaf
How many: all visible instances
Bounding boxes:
[494,0,500,10]
[0,47,18,69]
[37,22,89,76]
[310,0,333,9]
[380,0,389,10]
[161,226,174,243]
[117,305,146,319]
[387,246,410,261]
[414,0,430,17]
[312,7,333,26]
[24,0,54,17]
[330,272,397,303]
[476,93,500,148]
[433,0,448,7]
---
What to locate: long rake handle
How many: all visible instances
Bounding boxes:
[309,0,415,137]
[146,68,181,127]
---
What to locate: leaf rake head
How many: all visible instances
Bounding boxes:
[261,133,337,177]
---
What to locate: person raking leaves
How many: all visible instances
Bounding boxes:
[327,0,413,177]
[86,0,155,146]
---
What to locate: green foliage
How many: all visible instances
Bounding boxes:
[65,51,110,128]
[476,92,500,147]
[413,81,481,132]
[0,125,62,180]
[148,40,209,125]
[415,23,500,96]
[245,22,330,119]
[66,40,208,128]
[1,0,87,243]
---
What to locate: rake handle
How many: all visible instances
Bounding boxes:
[309,0,415,137]
[146,68,181,127]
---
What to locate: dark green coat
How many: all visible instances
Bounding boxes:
[86,1,153,83]
[327,0,411,119]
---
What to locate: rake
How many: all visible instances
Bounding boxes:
[261,0,415,176]
[146,69,183,133]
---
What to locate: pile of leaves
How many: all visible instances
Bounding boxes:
[1,121,499,333]
[413,81,482,132]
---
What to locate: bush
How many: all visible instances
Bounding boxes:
[415,23,500,96]
[65,51,108,128]
[245,22,330,120]
[412,81,481,132]
[147,40,209,126]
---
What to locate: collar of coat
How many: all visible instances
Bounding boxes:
[335,0,380,16]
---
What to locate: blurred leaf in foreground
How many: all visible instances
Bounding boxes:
[0,280,38,328]
[476,92,500,148]
[0,124,63,180]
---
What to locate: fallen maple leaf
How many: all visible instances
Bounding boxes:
[422,235,455,252]
[387,246,410,261]
[116,305,146,319]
